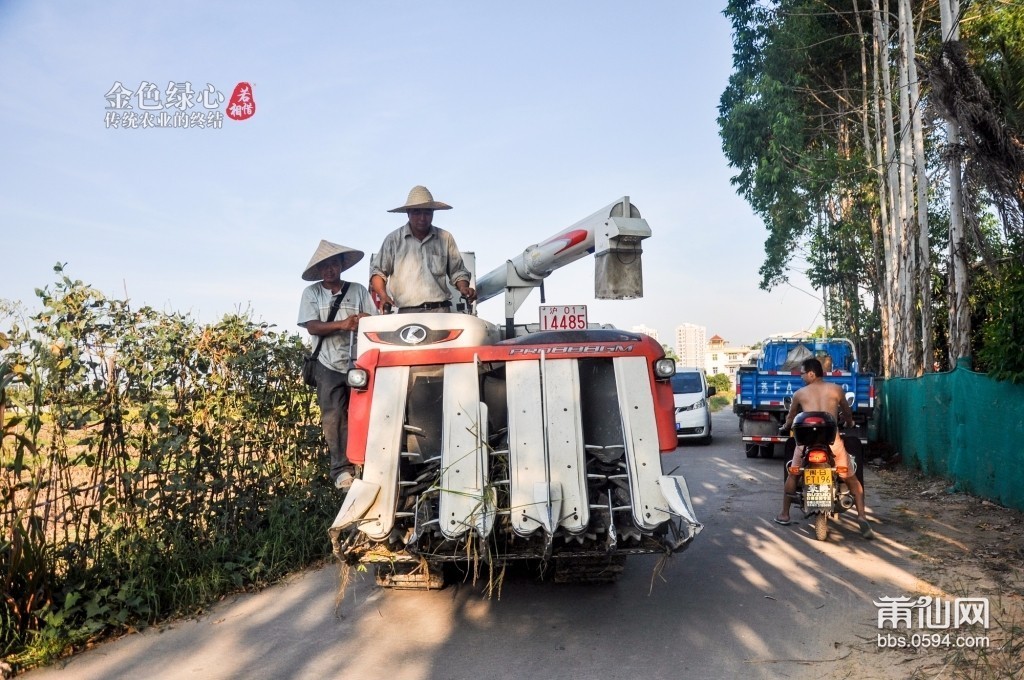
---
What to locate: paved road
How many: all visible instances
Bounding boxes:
[25,410,926,679]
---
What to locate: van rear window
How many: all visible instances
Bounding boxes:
[671,373,703,394]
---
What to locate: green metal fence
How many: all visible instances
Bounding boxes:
[878,358,1024,511]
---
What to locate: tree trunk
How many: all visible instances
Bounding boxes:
[854,0,884,373]
[896,0,918,377]
[903,0,931,376]
[939,0,971,366]
[872,0,900,377]
[874,0,922,378]
[857,0,888,376]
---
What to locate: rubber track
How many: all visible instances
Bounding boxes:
[552,554,627,584]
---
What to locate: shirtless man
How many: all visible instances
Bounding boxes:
[773,357,874,538]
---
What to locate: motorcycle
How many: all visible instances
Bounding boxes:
[782,411,856,541]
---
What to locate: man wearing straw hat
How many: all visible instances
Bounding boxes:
[370,185,476,312]
[298,240,376,490]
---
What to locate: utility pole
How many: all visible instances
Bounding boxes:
[823,284,830,335]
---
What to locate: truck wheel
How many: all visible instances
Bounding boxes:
[745,444,759,458]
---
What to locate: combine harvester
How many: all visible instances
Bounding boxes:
[329,197,702,587]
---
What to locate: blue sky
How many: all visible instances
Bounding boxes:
[0,1,823,347]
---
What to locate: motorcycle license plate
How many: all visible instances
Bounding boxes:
[804,484,833,507]
[804,469,832,486]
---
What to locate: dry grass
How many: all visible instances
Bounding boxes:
[867,465,1024,679]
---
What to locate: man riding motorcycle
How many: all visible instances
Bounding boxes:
[773,357,874,539]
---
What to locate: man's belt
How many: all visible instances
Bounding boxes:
[397,301,451,313]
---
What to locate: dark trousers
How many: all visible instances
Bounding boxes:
[314,361,350,482]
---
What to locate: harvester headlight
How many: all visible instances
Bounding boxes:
[346,368,369,389]
[653,358,676,379]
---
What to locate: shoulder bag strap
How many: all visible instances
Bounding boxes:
[309,283,350,361]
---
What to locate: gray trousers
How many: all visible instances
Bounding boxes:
[314,361,351,482]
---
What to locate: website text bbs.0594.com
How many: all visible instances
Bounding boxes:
[874,596,991,651]
[876,632,990,650]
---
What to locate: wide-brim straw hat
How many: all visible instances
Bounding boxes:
[387,185,452,213]
[301,240,364,281]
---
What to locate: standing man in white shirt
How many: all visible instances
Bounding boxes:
[370,185,476,313]
[298,240,375,490]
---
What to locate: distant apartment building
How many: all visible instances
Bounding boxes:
[675,323,706,368]
[630,324,659,342]
[705,335,753,389]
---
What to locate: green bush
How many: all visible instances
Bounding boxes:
[707,373,732,395]
[709,394,733,412]
[1,266,332,669]
[977,259,1024,383]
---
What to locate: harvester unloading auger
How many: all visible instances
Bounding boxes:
[328,197,702,588]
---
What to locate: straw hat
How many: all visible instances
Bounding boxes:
[387,185,452,213]
[301,240,364,281]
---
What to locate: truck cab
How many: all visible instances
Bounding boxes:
[733,337,874,459]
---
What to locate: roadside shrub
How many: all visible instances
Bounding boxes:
[976,259,1024,383]
[709,394,733,412]
[1,266,331,669]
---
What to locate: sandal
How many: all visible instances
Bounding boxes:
[858,518,875,539]
[334,470,354,491]
[773,516,792,526]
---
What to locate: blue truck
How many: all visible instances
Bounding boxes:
[733,337,875,458]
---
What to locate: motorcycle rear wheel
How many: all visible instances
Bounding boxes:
[814,513,828,541]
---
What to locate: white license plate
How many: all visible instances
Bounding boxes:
[539,305,588,331]
[804,484,833,508]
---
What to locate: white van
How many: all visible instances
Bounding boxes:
[671,367,715,445]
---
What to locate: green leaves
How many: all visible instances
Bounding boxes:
[722,0,1024,378]
[720,0,869,291]
[977,260,1024,383]
[2,267,333,668]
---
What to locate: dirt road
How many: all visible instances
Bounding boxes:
[20,410,1024,679]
